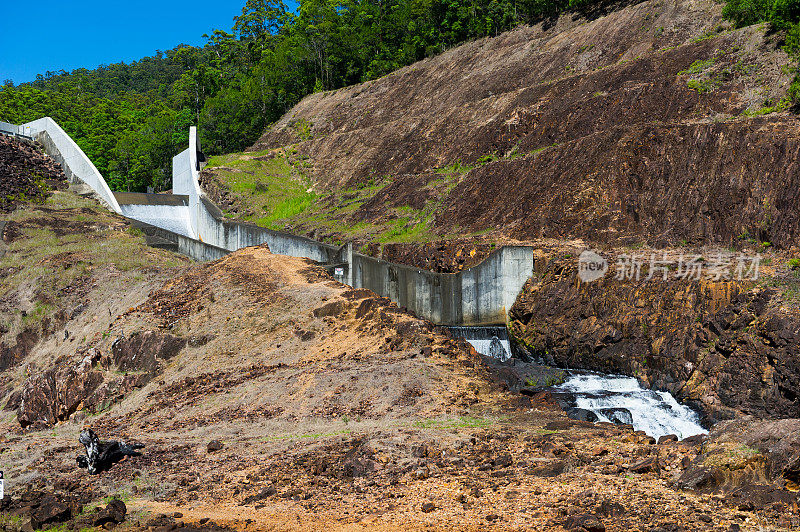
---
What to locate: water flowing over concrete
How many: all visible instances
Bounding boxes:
[555,373,707,440]
[447,326,511,361]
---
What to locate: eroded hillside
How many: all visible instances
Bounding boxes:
[4,239,799,531]
[0,148,798,531]
[202,0,799,254]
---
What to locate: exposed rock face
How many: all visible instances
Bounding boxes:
[17,351,104,428]
[112,331,187,374]
[0,327,39,372]
[251,0,798,249]
[362,241,497,273]
[0,135,66,212]
[678,417,800,507]
[509,257,800,422]
[14,331,186,428]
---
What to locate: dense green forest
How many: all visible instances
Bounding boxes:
[1,0,799,192]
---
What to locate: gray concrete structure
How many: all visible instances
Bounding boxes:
[9,119,535,325]
[0,121,32,139]
[351,246,534,325]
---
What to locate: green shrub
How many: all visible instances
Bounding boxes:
[788,258,800,269]
[722,0,772,28]
[771,0,800,29]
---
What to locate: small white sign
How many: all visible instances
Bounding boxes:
[0,471,4,499]
[335,267,344,276]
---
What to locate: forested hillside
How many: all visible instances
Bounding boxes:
[2,0,800,193]
[0,0,566,192]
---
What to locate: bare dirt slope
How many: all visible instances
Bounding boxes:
[242,0,799,251]
[2,241,798,531]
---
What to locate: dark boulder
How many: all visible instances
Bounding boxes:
[599,408,633,425]
[112,331,186,374]
[567,408,598,423]
[563,513,605,532]
[526,459,566,477]
[31,498,73,530]
[93,499,127,526]
[628,456,658,474]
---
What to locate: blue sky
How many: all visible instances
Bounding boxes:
[0,0,244,84]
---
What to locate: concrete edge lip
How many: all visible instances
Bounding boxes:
[114,192,190,207]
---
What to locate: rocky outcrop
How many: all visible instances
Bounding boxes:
[509,256,800,422]
[677,417,800,512]
[0,327,39,372]
[112,331,186,374]
[17,351,104,428]
[363,241,496,273]
[0,135,66,212]
[15,331,186,428]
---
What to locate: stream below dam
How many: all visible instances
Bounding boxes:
[449,326,707,441]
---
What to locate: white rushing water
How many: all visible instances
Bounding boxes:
[466,337,512,361]
[447,326,512,362]
[555,373,707,440]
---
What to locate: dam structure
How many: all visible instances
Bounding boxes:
[8,118,535,326]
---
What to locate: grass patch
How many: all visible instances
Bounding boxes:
[741,98,791,116]
[376,216,434,244]
[680,58,716,75]
[207,151,318,230]
[0,190,187,343]
[0,514,23,528]
[435,160,474,175]
[256,191,317,229]
[687,78,720,94]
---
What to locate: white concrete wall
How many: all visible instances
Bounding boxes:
[173,127,342,264]
[23,117,122,214]
[167,127,536,325]
[119,204,195,238]
[0,121,32,138]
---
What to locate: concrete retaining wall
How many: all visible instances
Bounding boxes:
[23,117,122,214]
[8,119,534,326]
[351,246,533,325]
[0,121,32,139]
[172,127,344,264]
[175,234,230,262]
[165,126,535,325]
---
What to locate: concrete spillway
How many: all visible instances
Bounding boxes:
[119,204,194,238]
[15,119,536,327]
[115,192,195,239]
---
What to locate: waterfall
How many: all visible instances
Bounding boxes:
[446,326,511,362]
[554,373,707,440]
